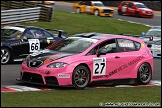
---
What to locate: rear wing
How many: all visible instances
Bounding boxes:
[45,29,68,38]
[118,34,141,37]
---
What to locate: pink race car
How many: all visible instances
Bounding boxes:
[17,33,154,90]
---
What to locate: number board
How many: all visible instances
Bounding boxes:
[28,39,40,52]
[93,57,106,76]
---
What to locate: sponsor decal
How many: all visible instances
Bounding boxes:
[58,74,70,78]
[93,51,148,79]
[141,43,145,48]
[47,39,50,44]
[119,42,134,48]
[44,54,59,64]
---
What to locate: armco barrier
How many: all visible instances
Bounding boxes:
[1,7,41,25]
[1,1,54,26]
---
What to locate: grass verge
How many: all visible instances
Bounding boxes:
[20,10,150,36]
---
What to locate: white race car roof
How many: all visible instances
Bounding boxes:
[91,1,103,4]
[148,29,161,32]
[2,26,25,32]
[151,26,161,29]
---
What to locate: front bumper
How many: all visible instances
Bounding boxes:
[19,63,73,86]
[100,12,113,17]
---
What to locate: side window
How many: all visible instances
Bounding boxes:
[31,29,45,38]
[42,31,53,37]
[85,1,91,6]
[134,41,141,50]
[87,39,117,55]
[128,3,134,8]
[117,38,136,52]
[79,1,86,5]
[21,29,34,39]
[122,2,128,6]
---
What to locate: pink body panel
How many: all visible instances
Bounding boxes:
[21,35,154,86]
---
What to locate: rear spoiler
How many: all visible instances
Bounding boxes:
[45,29,68,38]
[118,34,141,37]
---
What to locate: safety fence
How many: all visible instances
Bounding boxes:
[1,1,54,26]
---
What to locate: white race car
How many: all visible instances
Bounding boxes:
[146,40,161,58]
[139,26,161,42]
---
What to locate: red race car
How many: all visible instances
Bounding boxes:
[118,1,154,18]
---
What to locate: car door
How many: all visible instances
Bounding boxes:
[18,28,43,56]
[127,3,136,15]
[12,28,35,58]
[116,38,141,78]
[121,2,129,14]
[78,1,87,13]
[84,1,93,14]
[86,39,121,81]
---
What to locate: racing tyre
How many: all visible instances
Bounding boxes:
[1,48,11,65]
[137,63,152,84]
[76,7,81,13]
[135,12,140,18]
[118,10,122,15]
[72,65,90,90]
[94,10,100,16]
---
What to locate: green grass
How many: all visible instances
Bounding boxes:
[20,10,150,36]
[2,10,160,107]
[1,86,161,107]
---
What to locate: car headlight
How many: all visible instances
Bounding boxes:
[47,62,68,68]
[142,10,145,13]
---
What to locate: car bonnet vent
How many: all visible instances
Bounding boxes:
[82,32,97,38]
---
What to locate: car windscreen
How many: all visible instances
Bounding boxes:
[1,28,21,38]
[135,4,147,8]
[49,37,98,53]
[92,3,104,7]
[145,30,161,37]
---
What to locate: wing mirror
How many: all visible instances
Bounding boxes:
[96,49,106,57]
[141,32,145,36]
[149,36,153,41]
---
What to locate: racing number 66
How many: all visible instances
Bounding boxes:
[31,43,39,51]
[29,39,40,52]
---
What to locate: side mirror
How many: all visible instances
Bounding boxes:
[141,32,145,36]
[96,49,106,57]
[149,36,153,41]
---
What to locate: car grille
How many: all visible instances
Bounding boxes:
[22,72,44,84]
[22,72,59,86]
[103,10,113,13]
[45,76,59,85]
[28,60,43,68]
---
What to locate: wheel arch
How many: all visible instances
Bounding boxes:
[74,63,92,82]
[136,62,152,77]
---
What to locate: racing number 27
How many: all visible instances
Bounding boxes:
[93,57,106,75]
[95,63,105,74]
